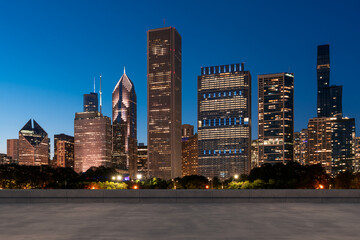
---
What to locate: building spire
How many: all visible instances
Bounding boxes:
[99,74,102,114]
[124,65,126,75]
[93,76,96,93]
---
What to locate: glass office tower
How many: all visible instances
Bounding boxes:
[112,71,137,179]
[147,27,182,180]
[198,63,251,179]
[258,73,294,164]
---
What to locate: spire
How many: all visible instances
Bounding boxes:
[124,66,126,75]
[99,74,102,114]
[93,76,96,93]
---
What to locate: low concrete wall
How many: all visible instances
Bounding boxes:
[0,189,360,203]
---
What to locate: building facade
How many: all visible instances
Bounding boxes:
[83,92,99,112]
[354,137,360,172]
[54,134,74,168]
[182,124,194,140]
[308,117,355,175]
[251,140,259,169]
[7,139,19,163]
[74,112,112,173]
[112,71,137,178]
[137,143,148,177]
[198,63,251,179]
[182,133,198,177]
[18,119,49,166]
[258,73,294,164]
[147,27,182,180]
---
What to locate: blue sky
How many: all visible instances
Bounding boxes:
[1,0,360,155]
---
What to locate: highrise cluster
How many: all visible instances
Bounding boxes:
[3,29,359,180]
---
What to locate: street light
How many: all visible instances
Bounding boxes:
[111,176,116,181]
[117,175,122,181]
[234,174,239,180]
[136,174,142,180]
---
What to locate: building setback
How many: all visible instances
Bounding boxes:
[83,92,99,112]
[147,27,182,180]
[198,63,251,179]
[18,119,49,166]
[112,70,137,178]
[74,112,112,173]
[258,73,294,164]
[54,134,74,168]
[7,139,19,162]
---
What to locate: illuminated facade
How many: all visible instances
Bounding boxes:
[308,117,355,175]
[317,44,342,118]
[147,27,182,180]
[83,92,98,112]
[112,71,137,178]
[258,73,294,164]
[7,139,19,162]
[299,129,309,165]
[354,137,360,172]
[182,124,194,140]
[251,140,259,169]
[18,119,49,166]
[74,112,112,173]
[137,144,148,176]
[54,134,74,168]
[182,133,198,177]
[198,63,251,179]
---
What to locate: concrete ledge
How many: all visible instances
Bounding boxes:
[0,189,360,203]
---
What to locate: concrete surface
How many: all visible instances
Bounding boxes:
[0,203,359,239]
[1,189,360,203]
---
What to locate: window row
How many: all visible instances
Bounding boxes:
[202,90,243,99]
[202,117,249,127]
[202,149,243,155]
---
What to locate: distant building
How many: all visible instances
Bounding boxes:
[258,73,294,164]
[147,27,182,180]
[54,134,74,168]
[251,140,259,169]
[7,139,19,163]
[354,137,360,172]
[293,132,301,163]
[18,119,49,166]
[308,117,355,175]
[299,129,309,165]
[137,143,148,177]
[0,153,13,164]
[198,63,251,179]
[182,124,194,140]
[74,112,112,173]
[83,92,99,112]
[317,44,342,118]
[112,70,137,178]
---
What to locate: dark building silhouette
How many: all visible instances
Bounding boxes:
[258,73,294,164]
[18,119,49,166]
[83,92,98,112]
[147,27,182,180]
[112,70,137,178]
[198,63,251,179]
[54,134,74,168]
[317,44,342,117]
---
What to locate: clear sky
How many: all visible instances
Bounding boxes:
[1,0,360,155]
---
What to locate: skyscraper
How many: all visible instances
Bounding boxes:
[198,63,251,179]
[7,139,19,163]
[112,70,137,178]
[137,143,148,177]
[317,44,342,117]
[147,27,182,180]
[83,92,98,112]
[182,124,194,140]
[74,111,112,173]
[54,134,74,168]
[18,119,49,166]
[182,133,198,177]
[258,73,294,164]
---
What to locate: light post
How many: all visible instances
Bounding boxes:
[234,174,239,181]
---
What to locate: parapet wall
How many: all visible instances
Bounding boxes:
[1,189,360,203]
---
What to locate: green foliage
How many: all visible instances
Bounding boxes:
[96,181,128,189]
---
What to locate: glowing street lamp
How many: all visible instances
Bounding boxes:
[117,175,122,181]
[136,174,142,180]
[111,176,116,181]
[234,174,239,180]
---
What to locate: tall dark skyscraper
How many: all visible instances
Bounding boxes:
[258,73,294,164]
[18,119,49,166]
[317,44,342,117]
[147,27,182,180]
[83,92,99,112]
[198,63,251,179]
[112,70,137,178]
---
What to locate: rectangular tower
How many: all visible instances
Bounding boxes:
[54,134,74,168]
[147,27,182,180]
[198,63,251,179]
[7,139,19,162]
[74,112,112,173]
[83,92,99,112]
[258,73,294,164]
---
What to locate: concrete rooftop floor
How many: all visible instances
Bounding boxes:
[0,203,359,240]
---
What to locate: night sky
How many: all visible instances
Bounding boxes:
[1,0,360,155]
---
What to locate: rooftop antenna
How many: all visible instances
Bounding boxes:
[163,19,165,27]
[99,74,102,114]
[124,65,126,75]
[93,76,96,93]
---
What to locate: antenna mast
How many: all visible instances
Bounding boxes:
[93,76,96,93]
[99,74,102,114]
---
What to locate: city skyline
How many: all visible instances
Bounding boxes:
[1,1,360,154]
